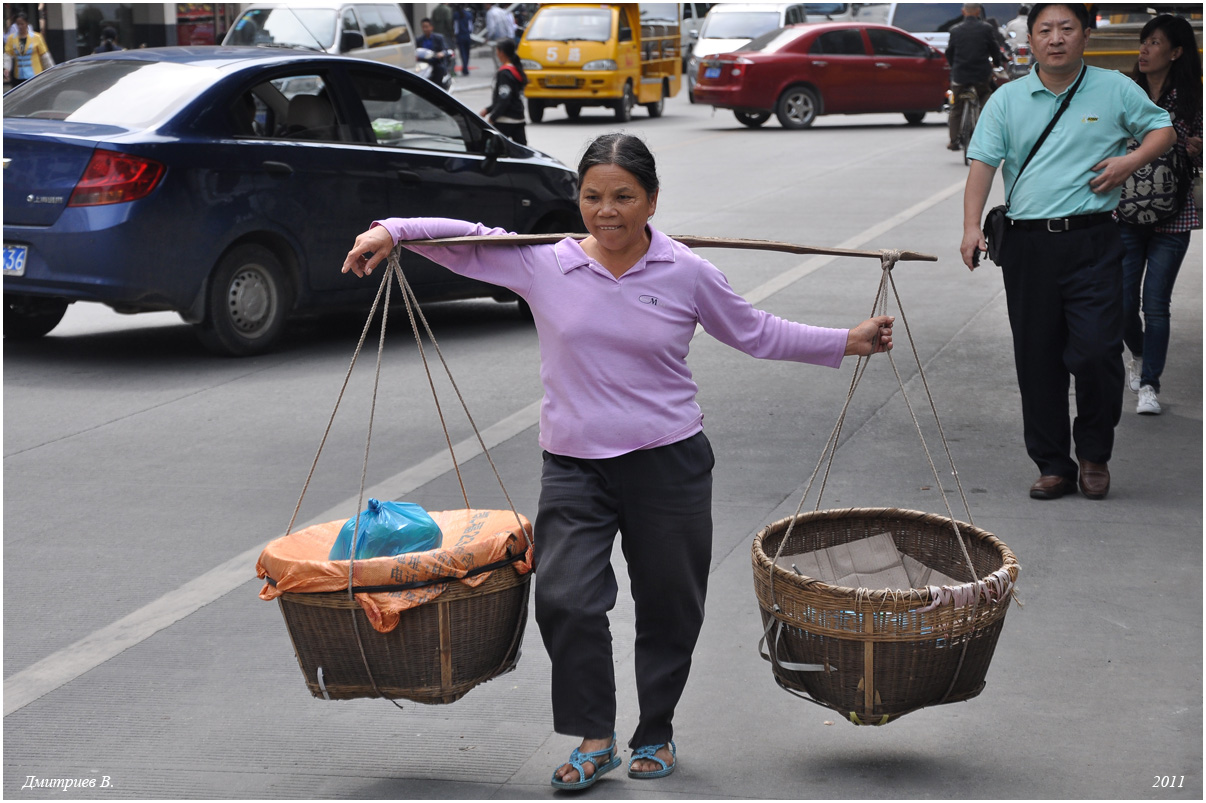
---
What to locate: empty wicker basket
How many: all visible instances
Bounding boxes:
[277,563,530,704]
[751,507,1019,725]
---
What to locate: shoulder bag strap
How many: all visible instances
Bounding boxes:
[1006,63,1088,210]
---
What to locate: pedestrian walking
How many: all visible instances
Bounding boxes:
[453,4,474,76]
[1115,14,1202,417]
[485,2,516,68]
[3,12,53,87]
[480,39,527,144]
[341,132,894,791]
[960,3,1176,501]
[431,2,455,43]
[946,3,1006,151]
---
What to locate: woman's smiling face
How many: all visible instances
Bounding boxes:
[578,163,658,253]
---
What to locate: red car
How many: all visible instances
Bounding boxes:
[694,22,951,129]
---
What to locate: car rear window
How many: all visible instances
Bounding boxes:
[700,11,782,40]
[738,27,804,53]
[3,60,215,128]
[226,7,338,50]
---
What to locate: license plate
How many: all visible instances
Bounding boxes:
[544,77,577,88]
[3,244,28,277]
[704,66,721,79]
[1016,55,1030,64]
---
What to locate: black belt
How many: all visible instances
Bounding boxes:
[1009,212,1114,233]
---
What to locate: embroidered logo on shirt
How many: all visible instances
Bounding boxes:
[638,295,658,306]
[1080,114,1100,123]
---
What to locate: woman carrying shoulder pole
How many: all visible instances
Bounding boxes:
[342,133,892,791]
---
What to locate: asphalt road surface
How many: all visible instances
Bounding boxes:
[4,83,1202,799]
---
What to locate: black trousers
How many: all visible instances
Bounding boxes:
[999,221,1125,479]
[533,432,714,750]
[494,121,526,145]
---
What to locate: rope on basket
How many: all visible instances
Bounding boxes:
[278,232,937,709]
[281,248,534,709]
[763,248,988,717]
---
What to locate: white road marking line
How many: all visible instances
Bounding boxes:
[3,178,965,717]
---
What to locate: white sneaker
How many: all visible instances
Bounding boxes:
[1137,385,1162,415]
[1126,356,1141,392]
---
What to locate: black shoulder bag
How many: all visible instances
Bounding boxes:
[983,65,1087,264]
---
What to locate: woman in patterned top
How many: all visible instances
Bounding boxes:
[1118,14,1202,415]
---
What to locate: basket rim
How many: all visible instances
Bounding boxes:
[752,506,1019,605]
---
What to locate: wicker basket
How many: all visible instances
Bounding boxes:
[277,562,530,704]
[751,507,1019,725]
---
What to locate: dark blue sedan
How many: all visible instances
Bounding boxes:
[3,47,582,355]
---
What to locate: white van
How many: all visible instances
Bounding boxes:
[224,4,417,71]
[854,3,1019,51]
[686,3,853,100]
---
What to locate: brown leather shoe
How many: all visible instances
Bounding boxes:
[1078,460,1110,500]
[1029,474,1076,499]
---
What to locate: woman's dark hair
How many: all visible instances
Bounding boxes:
[1130,14,1202,122]
[496,38,526,83]
[1027,3,1090,33]
[577,133,659,197]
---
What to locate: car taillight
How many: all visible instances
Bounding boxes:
[68,149,165,207]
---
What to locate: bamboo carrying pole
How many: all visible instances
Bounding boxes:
[404,233,938,264]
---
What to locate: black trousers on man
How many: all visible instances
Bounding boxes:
[533,432,714,750]
[999,220,1126,480]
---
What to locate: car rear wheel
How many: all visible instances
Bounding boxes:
[644,81,666,118]
[196,244,291,357]
[734,110,771,128]
[615,82,634,122]
[776,86,819,130]
[528,99,545,123]
[903,111,926,125]
[565,102,581,120]
[4,295,68,340]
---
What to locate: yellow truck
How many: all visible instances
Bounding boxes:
[518,3,682,123]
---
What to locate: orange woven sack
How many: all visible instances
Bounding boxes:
[257,508,532,634]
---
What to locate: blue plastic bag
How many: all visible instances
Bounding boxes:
[328,499,443,561]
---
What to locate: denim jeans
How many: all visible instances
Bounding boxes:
[1119,225,1192,393]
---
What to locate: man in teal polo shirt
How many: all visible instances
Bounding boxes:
[959,3,1174,501]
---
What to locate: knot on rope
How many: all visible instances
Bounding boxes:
[880,249,903,272]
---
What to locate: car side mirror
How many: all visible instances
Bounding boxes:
[341,30,365,52]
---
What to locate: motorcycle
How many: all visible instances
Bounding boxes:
[1003,31,1032,80]
[415,47,454,92]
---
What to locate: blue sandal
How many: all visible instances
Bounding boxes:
[550,733,622,791]
[627,740,676,779]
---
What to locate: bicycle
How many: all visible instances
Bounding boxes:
[955,85,982,166]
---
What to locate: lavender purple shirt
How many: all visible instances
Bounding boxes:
[374,217,848,459]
